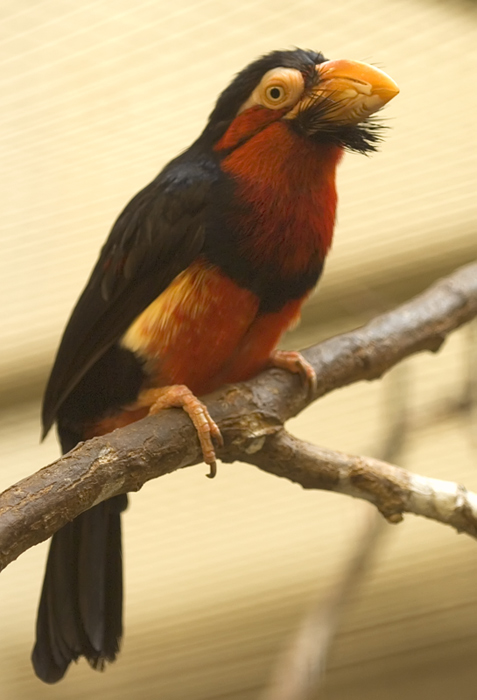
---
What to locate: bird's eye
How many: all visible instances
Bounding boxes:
[260,81,289,109]
[266,85,286,102]
[238,68,305,115]
[259,69,305,110]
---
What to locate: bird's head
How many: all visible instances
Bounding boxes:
[203,48,399,154]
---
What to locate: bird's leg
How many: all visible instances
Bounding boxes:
[136,386,223,478]
[268,350,317,397]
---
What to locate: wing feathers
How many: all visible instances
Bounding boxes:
[42,158,218,435]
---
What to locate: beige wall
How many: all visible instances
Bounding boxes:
[1,1,476,698]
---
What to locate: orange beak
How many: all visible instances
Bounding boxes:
[289,59,399,124]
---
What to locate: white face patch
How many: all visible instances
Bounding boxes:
[238,68,305,115]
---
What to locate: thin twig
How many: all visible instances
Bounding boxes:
[466,320,477,452]
[248,431,477,537]
[259,509,384,700]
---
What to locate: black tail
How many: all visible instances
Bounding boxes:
[32,494,127,683]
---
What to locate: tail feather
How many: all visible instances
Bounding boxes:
[32,495,127,683]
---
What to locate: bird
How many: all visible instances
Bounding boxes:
[32,48,398,683]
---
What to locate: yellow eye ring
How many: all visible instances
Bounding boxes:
[259,69,304,110]
[238,68,305,114]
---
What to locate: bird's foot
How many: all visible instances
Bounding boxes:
[268,350,317,397]
[141,386,223,478]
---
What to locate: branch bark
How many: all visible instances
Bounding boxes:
[1,262,476,571]
[248,430,477,537]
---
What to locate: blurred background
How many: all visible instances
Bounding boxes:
[1,0,477,698]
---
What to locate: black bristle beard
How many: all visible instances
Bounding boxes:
[292,97,387,154]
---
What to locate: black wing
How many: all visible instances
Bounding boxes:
[42,157,218,436]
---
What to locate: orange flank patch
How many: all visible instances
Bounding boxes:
[121,259,260,396]
[87,261,308,440]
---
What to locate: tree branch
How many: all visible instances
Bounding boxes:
[1,262,476,571]
[246,430,477,537]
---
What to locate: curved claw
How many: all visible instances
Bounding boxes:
[268,350,317,398]
[206,462,217,479]
[145,385,223,477]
